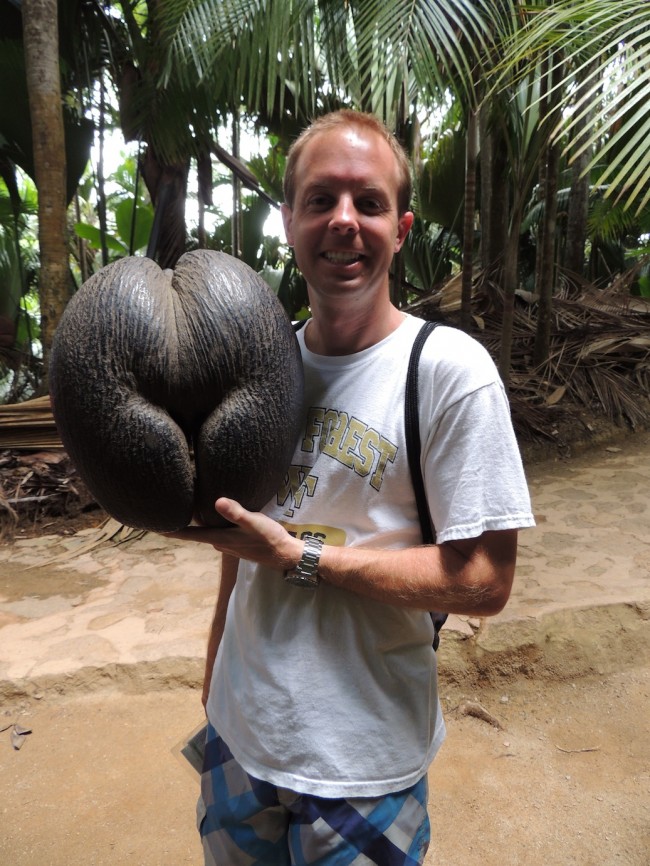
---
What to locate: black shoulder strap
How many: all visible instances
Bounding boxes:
[405,321,448,650]
[405,321,438,545]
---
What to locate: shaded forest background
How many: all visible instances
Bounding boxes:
[1,0,649,491]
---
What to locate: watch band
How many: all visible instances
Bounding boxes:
[284,536,323,588]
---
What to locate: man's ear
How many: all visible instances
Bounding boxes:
[281,203,294,246]
[394,211,414,253]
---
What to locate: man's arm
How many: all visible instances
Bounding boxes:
[318,530,517,616]
[167,500,517,618]
[202,553,238,709]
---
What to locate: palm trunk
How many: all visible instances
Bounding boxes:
[391,99,409,308]
[197,149,213,250]
[564,62,597,280]
[479,105,492,271]
[117,7,190,270]
[479,108,508,279]
[461,109,478,331]
[232,113,242,259]
[498,203,522,389]
[96,76,109,268]
[533,55,549,294]
[564,149,590,280]
[533,57,563,367]
[533,138,560,366]
[142,151,189,269]
[22,0,72,391]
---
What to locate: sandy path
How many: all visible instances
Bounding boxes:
[1,667,648,866]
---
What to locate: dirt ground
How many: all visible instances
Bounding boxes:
[1,666,648,866]
[1,429,649,864]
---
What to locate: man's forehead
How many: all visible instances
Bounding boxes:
[303,124,387,154]
[295,128,399,186]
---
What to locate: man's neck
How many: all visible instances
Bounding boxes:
[304,299,405,356]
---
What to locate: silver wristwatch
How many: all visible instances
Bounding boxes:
[284,536,323,589]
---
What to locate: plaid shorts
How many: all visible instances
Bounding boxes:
[198,724,430,866]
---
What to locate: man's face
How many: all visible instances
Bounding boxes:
[281,126,413,305]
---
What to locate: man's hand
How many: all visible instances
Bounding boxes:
[163,498,303,572]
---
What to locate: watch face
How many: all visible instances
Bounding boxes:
[284,572,319,589]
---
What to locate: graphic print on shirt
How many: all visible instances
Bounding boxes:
[276,405,399,521]
[276,464,318,512]
[302,406,398,489]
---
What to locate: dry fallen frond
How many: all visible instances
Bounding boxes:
[0,446,99,538]
[458,700,504,730]
[407,269,650,446]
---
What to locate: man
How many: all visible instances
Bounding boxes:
[170,110,535,865]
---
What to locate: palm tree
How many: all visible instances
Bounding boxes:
[480,68,545,382]
[1,0,123,388]
[22,0,71,391]
[482,0,650,379]
[499,0,650,217]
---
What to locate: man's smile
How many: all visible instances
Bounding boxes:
[323,251,364,264]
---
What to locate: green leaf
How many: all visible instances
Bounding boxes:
[114,199,154,252]
[73,223,127,254]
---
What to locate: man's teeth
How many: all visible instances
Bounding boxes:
[325,251,361,263]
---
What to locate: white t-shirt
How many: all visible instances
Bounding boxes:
[206,314,535,797]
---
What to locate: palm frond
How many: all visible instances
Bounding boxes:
[350,0,503,113]
[494,0,650,215]
[159,0,320,120]
[158,0,505,124]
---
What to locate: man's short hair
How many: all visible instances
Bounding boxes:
[283,110,412,215]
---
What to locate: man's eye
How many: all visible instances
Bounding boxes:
[360,199,385,213]
[307,195,331,208]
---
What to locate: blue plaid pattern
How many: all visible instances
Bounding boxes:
[198,724,430,866]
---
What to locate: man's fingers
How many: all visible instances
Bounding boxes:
[215,499,270,536]
[214,497,244,524]
[160,499,297,567]
[159,501,261,548]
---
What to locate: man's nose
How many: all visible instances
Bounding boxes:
[329,197,358,232]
